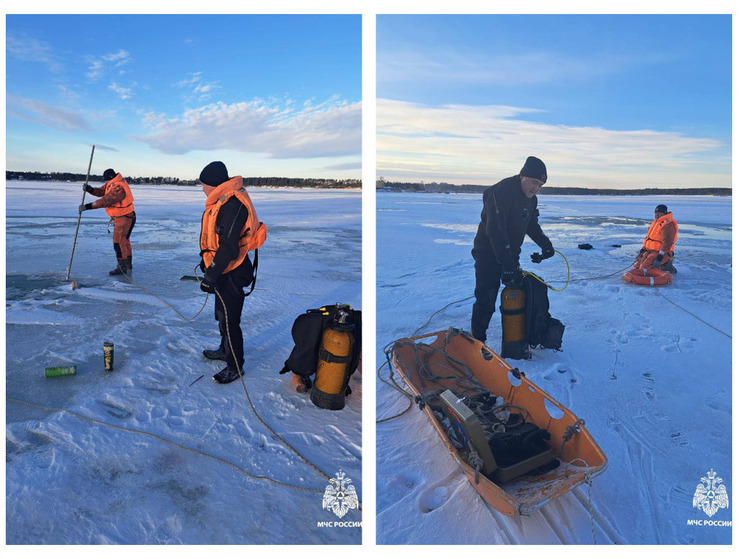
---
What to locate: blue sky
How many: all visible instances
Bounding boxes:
[377,14,732,188]
[6,14,361,180]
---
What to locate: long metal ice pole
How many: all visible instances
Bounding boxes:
[65,144,96,281]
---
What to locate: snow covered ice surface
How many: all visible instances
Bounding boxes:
[376,192,732,545]
[5,181,362,544]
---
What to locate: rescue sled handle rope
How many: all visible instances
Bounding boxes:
[410,296,475,338]
[376,342,415,423]
[66,144,95,282]
[6,397,324,494]
[567,457,597,545]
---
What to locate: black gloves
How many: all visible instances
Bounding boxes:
[83,184,94,194]
[501,267,523,288]
[200,273,217,294]
[652,253,663,269]
[78,203,93,213]
[530,245,555,263]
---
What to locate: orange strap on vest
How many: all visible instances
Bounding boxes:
[104,174,135,218]
[200,177,267,275]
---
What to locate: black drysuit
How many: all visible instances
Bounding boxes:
[471,175,552,342]
[202,197,255,371]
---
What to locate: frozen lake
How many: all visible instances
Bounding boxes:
[376,191,732,544]
[6,181,362,544]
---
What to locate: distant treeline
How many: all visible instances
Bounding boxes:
[377,180,731,196]
[6,171,361,189]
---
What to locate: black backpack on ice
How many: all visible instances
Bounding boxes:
[523,274,565,351]
[278,303,362,392]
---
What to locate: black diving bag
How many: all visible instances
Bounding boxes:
[523,274,564,351]
[279,304,362,392]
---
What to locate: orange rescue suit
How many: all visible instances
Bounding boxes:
[200,176,267,274]
[101,173,135,217]
[642,212,678,254]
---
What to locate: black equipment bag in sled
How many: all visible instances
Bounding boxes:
[523,274,565,350]
[278,304,362,391]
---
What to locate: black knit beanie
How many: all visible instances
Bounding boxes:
[655,204,668,214]
[199,161,229,187]
[519,156,547,183]
[103,168,117,181]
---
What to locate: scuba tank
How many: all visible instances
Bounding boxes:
[500,285,530,360]
[310,307,355,410]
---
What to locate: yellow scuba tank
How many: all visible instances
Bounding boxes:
[500,285,530,360]
[310,309,355,410]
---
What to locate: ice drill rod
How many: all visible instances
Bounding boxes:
[65,144,96,282]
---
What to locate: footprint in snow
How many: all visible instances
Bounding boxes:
[705,395,731,414]
[670,431,689,447]
[417,484,451,514]
[33,447,55,469]
[97,399,133,419]
[607,328,629,346]
[642,371,656,400]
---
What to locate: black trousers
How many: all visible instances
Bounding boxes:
[214,274,246,371]
[471,251,503,343]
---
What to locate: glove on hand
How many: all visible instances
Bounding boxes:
[83,184,95,194]
[501,267,523,288]
[530,245,555,263]
[78,203,93,213]
[652,254,663,269]
[200,273,217,294]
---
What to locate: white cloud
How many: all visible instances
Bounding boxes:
[86,59,105,80]
[108,82,134,100]
[94,144,119,152]
[103,50,130,65]
[7,96,91,132]
[6,33,63,73]
[133,98,361,159]
[377,99,729,188]
[378,46,671,88]
[57,85,79,102]
[176,72,202,87]
[87,50,132,80]
[175,72,220,103]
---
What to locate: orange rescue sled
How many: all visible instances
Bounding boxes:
[623,268,673,286]
[389,328,607,516]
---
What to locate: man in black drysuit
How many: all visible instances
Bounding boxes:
[198,161,257,384]
[471,156,555,344]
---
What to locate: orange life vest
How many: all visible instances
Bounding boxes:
[200,176,267,274]
[642,212,678,253]
[104,173,135,217]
